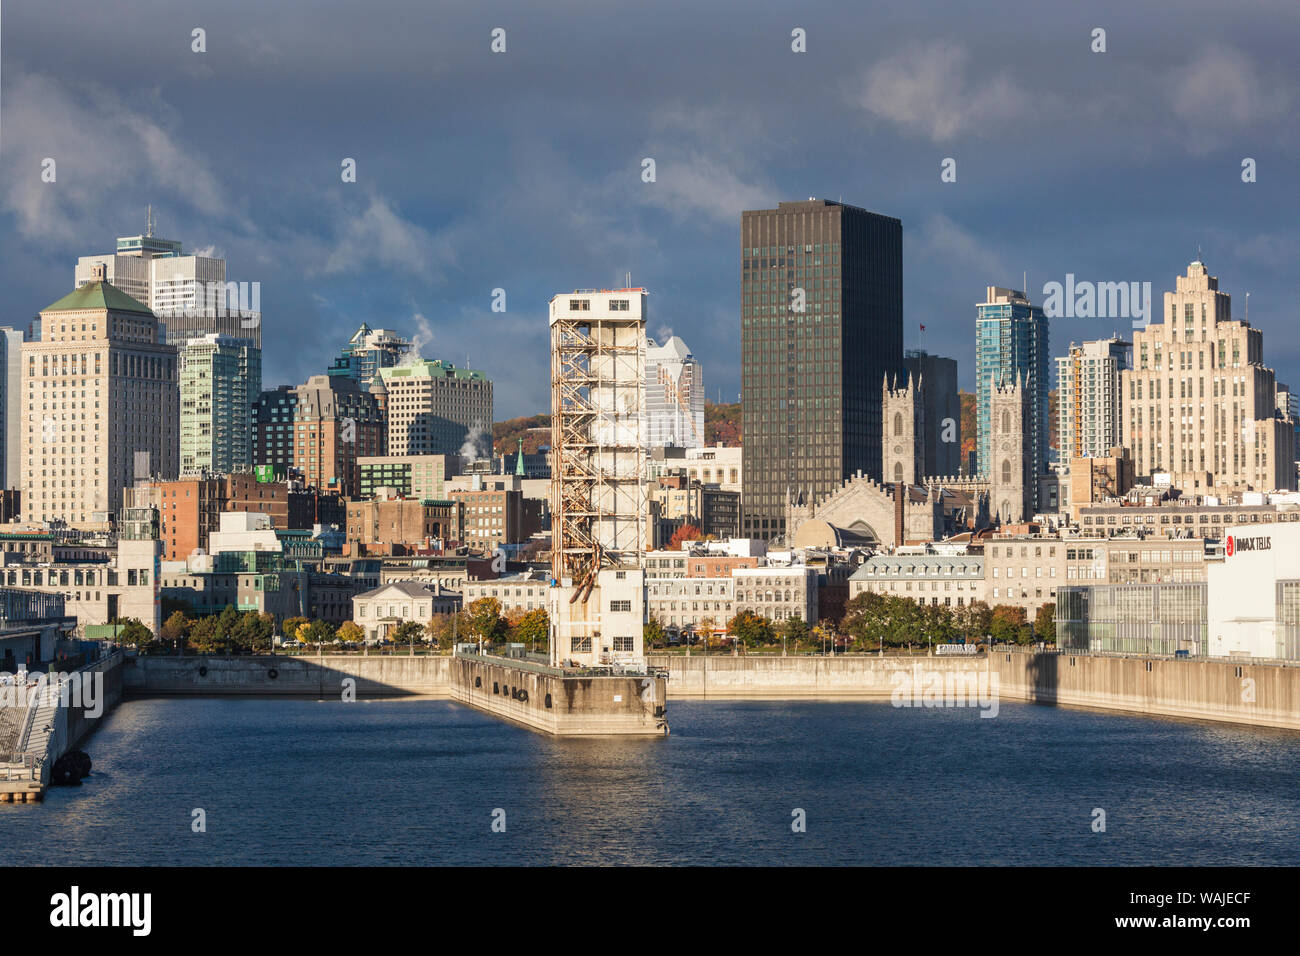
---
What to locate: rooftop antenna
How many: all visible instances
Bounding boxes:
[625,271,632,289]
[1245,292,1250,323]
[146,204,155,238]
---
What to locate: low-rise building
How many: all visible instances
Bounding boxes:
[352,580,462,643]
[850,553,986,608]
[647,576,734,634]
[732,565,818,624]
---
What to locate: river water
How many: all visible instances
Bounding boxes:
[2,697,1297,865]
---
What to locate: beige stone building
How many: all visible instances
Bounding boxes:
[22,271,179,528]
[732,565,818,623]
[647,576,734,633]
[1123,261,1295,494]
[849,553,985,608]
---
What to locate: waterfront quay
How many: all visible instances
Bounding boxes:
[117,647,1300,732]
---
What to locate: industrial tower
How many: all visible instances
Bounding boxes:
[548,289,648,668]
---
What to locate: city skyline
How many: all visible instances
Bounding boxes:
[3,1,1300,420]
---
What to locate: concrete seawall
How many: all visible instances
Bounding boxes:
[648,652,1300,732]
[122,654,452,698]
[119,652,1300,732]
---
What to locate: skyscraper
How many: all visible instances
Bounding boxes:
[740,199,903,539]
[178,334,262,476]
[327,324,411,388]
[75,223,260,348]
[378,359,493,458]
[282,374,385,497]
[1056,338,1130,462]
[645,335,705,448]
[902,348,961,477]
[22,267,179,528]
[1122,260,1295,493]
[0,328,23,490]
[975,286,1050,509]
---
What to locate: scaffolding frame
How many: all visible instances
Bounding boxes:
[549,304,646,586]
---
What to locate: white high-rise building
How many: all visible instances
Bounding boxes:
[75,220,259,348]
[645,334,705,448]
[1056,338,1130,462]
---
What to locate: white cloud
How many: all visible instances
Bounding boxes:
[1168,46,1290,149]
[0,71,227,244]
[853,40,1032,142]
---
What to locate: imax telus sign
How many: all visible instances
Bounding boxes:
[1226,535,1271,557]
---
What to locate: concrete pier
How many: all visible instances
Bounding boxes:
[448,652,669,736]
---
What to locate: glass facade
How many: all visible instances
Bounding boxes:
[740,200,903,538]
[1057,582,1207,655]
[975,290,1049,491]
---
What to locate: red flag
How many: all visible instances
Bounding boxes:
[920,324,926,331]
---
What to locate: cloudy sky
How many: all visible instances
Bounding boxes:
[3,0,1300,417]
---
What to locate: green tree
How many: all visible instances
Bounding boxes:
[727,610,775,648]
[960,600,993,644]
[299,619,336,646]
[1034,603,1056,644]
[512,608,550,651]
[391,620,425,645]
[779,615,809,650]
[233,611,274,653]
[466,597,508,644]
[281,616,310,642]
[111,617,157,653]
[643,615,667,649]
[990,604,1027,644]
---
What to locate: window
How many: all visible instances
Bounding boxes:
[613,636,634,651]
[609,600,632,613]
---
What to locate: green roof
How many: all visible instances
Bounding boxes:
[42,280,153,315]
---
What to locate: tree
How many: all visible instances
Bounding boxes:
[990,605,1027,644]
[427,611,469,651]
[511,608,549,651]
[1034,603,1056,644]
[960,600,993,644]
[233,611,274,653]
[111,617,156,653]
[281,617,310,642]
[466,597,508,644]
[299,619,336,646]
[779,615,809,650]
[727,610,774,648]
[160,610,191,648]
[667,524,702,551]
[391,620,425,645]
[337,621,366,644]
[643,615,667,649]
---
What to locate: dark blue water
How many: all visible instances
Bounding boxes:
[3,697,1297,865]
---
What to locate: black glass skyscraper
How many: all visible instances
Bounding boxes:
[740,199,903,539]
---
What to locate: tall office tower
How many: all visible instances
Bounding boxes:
[1276,384,1300,472]
[75,219,261,348]
[902,348,961,476]
[1122,260,1296,493]
[740,199,903,539]
[645,334,705,448]
[378,359,493,457]
[976,286,1050,508]
[1056,338,1130,463]
[22,267,179,528]
[0,328,23,489]
[284,375,386,497]
[327,324,411,388]
[178,334,262,476]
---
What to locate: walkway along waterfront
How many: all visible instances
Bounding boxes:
[119,649,1300,732]
[0,651,125,801]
